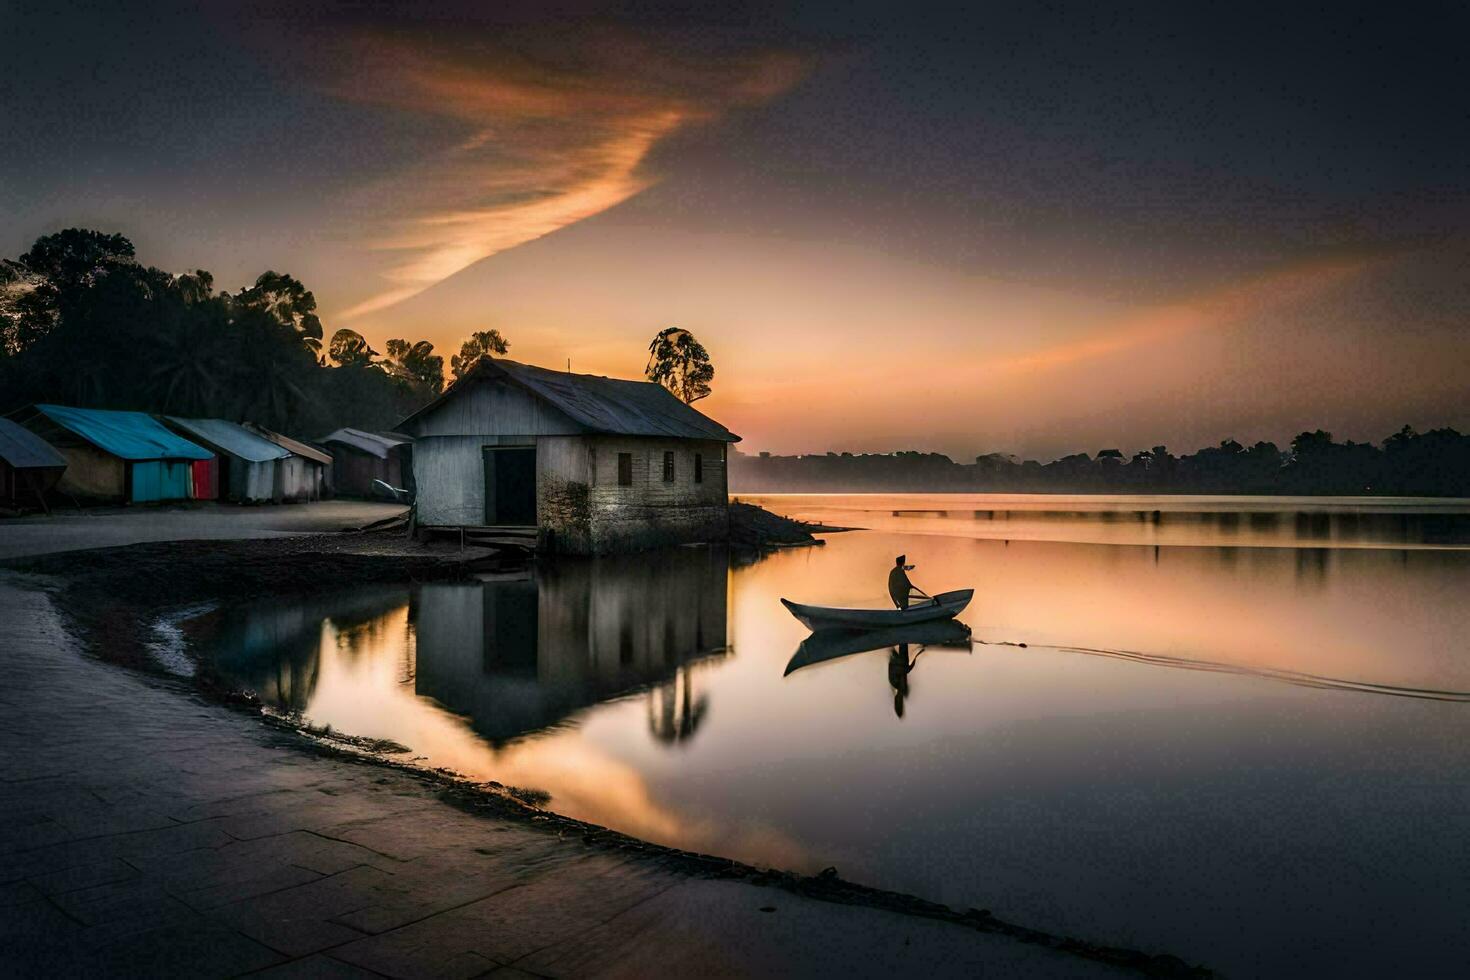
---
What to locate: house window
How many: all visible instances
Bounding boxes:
[694,453,703,483]
[617,452,633,486]
[662,451,675,482]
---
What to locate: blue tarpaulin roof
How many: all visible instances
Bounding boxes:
[164,417,289,463]
[34,405,212,461]
[0,417,67,469]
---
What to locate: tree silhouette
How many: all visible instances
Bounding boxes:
[645,327,714,404]
[385,338,445,393]
[450,329,509,381]
[0,229,446,436]
[235,271,324,354]
[328,328,377,367]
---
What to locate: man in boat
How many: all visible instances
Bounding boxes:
[888,555,931,610]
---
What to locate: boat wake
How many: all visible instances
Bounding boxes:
[977,637,1470,702]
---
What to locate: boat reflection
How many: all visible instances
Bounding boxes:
[784,619,972,676]
[415,547,729,744]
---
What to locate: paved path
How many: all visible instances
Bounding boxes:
[0,577,1129,978]
[0,501,406,560]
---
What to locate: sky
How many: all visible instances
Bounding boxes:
[3,0,1467,459]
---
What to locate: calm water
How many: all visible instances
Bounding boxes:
[197,495,1470,978]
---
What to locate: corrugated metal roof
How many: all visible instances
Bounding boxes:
[164,417,290,463]
[33,405,212,461]
[243,423,333,466]
[400,359,740,442]
[0,417,67,469]
[320,427,409,460]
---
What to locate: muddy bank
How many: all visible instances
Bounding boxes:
[729,499,849,551]
[4,528,490,671]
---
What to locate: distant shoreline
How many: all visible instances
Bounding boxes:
[732,490,1470,506]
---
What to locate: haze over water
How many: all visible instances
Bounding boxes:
[198,495,1470,978]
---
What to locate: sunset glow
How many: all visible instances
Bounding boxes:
[5,3,1466,459]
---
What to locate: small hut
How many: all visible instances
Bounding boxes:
[243,424,332,502]
[11,404,212,504]
[395,358,739,553]
[318,427,412,498]
[161,417,291,504]
[0,417,68,511]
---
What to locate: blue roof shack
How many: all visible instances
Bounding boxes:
[0,417,68,511]
[162,417,290,504]
[12,404,211,504]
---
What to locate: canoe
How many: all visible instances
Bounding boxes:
[780,589,973,631]
[784,619,973,676]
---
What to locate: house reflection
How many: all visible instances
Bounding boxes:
[206,587,411,712]
[414,546,729,745]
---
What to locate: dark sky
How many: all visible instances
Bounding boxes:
[4,1,1467,456]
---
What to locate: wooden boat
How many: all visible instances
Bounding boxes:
[784,619,972,676]
[780,589,973,631]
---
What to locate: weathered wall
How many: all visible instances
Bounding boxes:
[537,435,593,552]
[273,456,320,502]
[413,433,730,553]
[56,444,125,500]
[331,448,401,497]
[226,459,278,504]
[406,378,583,438]
[413,434,535,526]
[581,436,729,554]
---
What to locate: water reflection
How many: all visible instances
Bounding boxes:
[786,620,973,719]
[415,548,728,744]
[194,495,1470,980]
[746,493,1470,550]
[208,547,728,747]
[785,620,972,675]
[208,588,409,712]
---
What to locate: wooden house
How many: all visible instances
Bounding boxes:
[395,359,739,554]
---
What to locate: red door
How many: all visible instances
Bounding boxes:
[190,458,218,500]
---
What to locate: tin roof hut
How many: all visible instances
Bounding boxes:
[0,417,68,511]
[243,423,332,502]
[11,405,212,504]
[161,417,291,504]
[395,358,740,554]
[318,427,412,499]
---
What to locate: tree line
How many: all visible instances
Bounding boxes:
[732,428,1470,496]
[0,229,453,433]
[0,230,721,437]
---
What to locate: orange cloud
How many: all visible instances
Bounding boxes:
[976,253,1373,378]
[316,31,807,320]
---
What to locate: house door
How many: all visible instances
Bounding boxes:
[483,446,536,526]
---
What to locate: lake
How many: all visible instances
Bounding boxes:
[196,494,1470,978]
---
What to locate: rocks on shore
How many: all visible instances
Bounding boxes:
[728,500,846,552]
